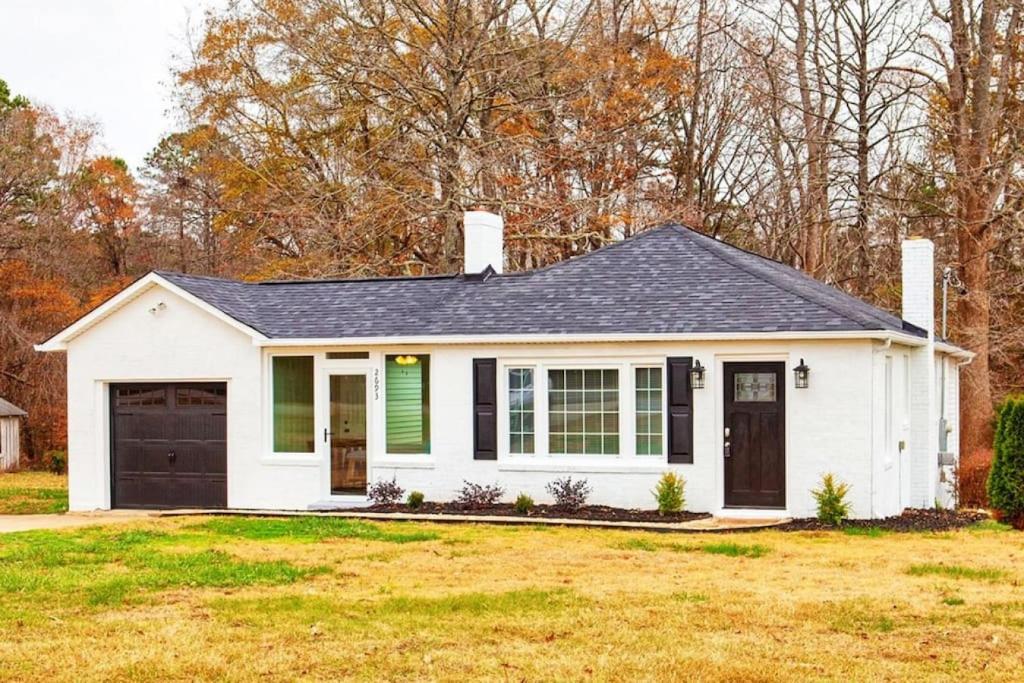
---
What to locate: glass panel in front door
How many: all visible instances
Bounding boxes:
[330,375,367,495]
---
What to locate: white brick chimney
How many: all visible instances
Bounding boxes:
[463,211,504,274]
[901,237,935,338]
[901,237,938,508]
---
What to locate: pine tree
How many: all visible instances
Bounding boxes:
[987,398,1024,528]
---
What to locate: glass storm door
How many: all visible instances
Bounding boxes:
[329,374,368,495]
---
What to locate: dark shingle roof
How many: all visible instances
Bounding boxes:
[0,398,27,417]
[157,224,925,340]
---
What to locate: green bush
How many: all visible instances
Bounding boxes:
[812,473,852,526]
[406,491,425,510]
[653,472,685,515]
[42,450,67,475]
[987,397,1024,528]
[514,493,534,514]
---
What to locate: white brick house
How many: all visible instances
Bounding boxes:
[38,214,969,518]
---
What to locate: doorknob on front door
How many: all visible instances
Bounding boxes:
[167,450,176,462]
[724,426,731,438]
[723,442,731,458]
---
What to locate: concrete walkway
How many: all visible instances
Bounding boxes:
[0,510,154,534]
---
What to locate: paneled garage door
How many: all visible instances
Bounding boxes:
[110,383,227,509]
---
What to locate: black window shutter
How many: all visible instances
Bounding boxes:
[473,359,497,460]
[667,357,694,464]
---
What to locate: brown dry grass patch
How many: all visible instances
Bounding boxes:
[1,516,1023,681]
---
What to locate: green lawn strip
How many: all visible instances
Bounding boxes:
[842,526,889,538]
[616,537,770,558]
[0,526,328,611]
[189,516,440,544]
[967,519,1013,533]
[0,486,68,514]
[906,563,1007,582]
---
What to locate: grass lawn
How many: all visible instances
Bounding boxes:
[0,471,68,514]
[1,514,1023,681]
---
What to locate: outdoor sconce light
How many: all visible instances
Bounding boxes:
[395,355,419,366]
[794,358,810,389]
[689,360,706,389]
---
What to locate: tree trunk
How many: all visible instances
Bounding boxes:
[957,193,994,459]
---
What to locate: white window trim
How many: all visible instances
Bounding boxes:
[265,350,322,458]
[497,358,668,463]
[631,364,668,459]
[382,353,433,459]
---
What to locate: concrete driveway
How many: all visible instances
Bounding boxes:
[0,510,155,534]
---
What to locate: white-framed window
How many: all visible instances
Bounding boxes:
[547,368,620,455]
[498,358,675,460]
[271,354,315,453]
[508,368,535,454]
[384,354,431,455]
[634,366,664,455]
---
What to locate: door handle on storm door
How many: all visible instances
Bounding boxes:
[324,428,334,443]
[723,442,731,458]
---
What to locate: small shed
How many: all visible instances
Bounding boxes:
[0,397,27,471]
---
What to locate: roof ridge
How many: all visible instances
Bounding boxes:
[155,270,247,284]
[524,224,678,276]
[258,272,458,285]
[669,226,884,331]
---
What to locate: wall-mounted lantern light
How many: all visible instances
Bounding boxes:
[690,360,706,389]
[794,358,810,389]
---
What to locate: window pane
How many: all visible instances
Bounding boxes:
[273,356,314,453]
[735,372,776,402]
[508,368,535,454]
[635,367,663,456]
[548,368,619,455]
[385,355,431,453]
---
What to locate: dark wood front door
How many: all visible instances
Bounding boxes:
[111,383,227,509]
[724,363,786,508]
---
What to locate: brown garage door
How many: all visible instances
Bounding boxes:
[111,383,227,509]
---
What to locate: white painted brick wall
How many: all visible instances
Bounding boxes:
[902,239,937,508]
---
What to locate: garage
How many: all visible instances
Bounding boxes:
[110,382,227,509]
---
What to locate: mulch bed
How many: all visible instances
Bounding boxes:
[777,508,990,533]
[358,501,711,524]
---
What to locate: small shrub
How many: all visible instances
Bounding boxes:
[514,493,534,514]
[42,450,67,475]
[987,397,1024,528]
[958,448,991,508]
[653,472,685,515]
[406,491,425,510]
[545,476,591,512]
[812,473,852,526]
[454,481,504,509]
[367,477,404,505]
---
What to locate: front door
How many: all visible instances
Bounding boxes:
[329,374,368,495]
[723,362,786,508]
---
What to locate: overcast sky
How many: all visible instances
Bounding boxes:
[0,0,226,170]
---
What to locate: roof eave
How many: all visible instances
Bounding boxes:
[935,340,975,359]
[251,329,929,348]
